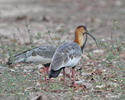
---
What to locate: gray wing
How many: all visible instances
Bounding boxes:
[31,45,57,58]
[8,45,57,64]
[50,42,82,71]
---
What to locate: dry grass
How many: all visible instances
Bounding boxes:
[0,0,125,99]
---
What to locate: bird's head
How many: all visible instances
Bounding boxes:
[74,25,98,48]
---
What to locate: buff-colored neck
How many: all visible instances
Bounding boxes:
[74,30,84,47]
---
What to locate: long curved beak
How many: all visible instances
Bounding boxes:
[81,34,88,51]
[85,31,98,48]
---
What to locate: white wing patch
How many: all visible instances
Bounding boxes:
[26,55,51,64]
[64,57,81,68]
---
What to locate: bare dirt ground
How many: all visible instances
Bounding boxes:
[0,0,125,100]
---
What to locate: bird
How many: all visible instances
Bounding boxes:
[48,25,97,87]
[7,45,57,82]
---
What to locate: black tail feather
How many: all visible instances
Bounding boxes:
[6,58,12,65]
[49,69,62,78]
[6,61,12,65]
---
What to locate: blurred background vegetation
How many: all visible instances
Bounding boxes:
[0,0,125,100]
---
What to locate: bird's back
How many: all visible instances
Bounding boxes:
[7,45,57,65]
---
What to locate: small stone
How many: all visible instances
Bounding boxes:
[93,49,104,54]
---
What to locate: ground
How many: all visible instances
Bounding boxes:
[0,0,125,100]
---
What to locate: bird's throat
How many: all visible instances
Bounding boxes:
[74,33,84,47]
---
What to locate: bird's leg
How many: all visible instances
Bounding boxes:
[63,68,65,85]
[45,67,50,82]
[44,67,47,82]
[72,67,76,87]
[46,66,49,74]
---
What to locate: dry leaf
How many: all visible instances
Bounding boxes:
[95,69,102,75]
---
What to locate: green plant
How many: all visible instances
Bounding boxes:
[35,32,41,39]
